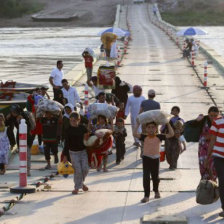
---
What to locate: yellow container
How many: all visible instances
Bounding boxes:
[31,140,40,155]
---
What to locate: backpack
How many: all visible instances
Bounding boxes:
[183,120,201,142]
[196,179,219,205]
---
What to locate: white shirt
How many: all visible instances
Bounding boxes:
[62,86,80,107]
[93,85,104,97]
[50,68,64,86]
[125,95,145,118]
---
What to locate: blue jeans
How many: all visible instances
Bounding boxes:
[214,156,224,210]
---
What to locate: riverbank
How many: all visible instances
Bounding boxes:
[0,0,122,27]
[158,0,224,26]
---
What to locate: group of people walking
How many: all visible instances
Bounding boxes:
[1,55,224,217]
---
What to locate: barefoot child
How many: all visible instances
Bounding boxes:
[0,114,10,175]
[134,121,174,203]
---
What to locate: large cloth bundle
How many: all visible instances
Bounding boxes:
[84,129,113,168]
[83,47,95,57]
[196,179,219,205]
[101,32,117,50]
[88,103,117,119]
[36,99,64,118]
[84,129,113,150]
[137,110,171,125]
[97,65,116,89]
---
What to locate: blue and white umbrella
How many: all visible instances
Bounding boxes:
[176,27,207,36]
[98,27,126,37]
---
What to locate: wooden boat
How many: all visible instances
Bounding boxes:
[0,80,49,116]
[0,80,48,94]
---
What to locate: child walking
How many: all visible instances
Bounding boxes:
[0,114,10,175]
[113,118,127,164]
[41,111,61,169]
[165,120,186,170]
[89,115,113,172]
[63,112,89,195]
[82,50,93,85]
[134,121,174,203]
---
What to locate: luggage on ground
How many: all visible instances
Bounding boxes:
[196,179,219,205]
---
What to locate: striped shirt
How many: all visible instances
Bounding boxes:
[210,117,224,158]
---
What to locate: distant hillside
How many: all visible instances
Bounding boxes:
[0,0,44,18]
[158,0,224,26]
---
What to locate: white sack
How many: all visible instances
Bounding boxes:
[137,110,171,125]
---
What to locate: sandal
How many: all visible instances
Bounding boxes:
[141,197,149,203]
[154,192,161,199]
[72,189,79,195]
[82,184,89,192]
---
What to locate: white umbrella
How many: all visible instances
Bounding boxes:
[176,27,207,36]
[98,27,126,37]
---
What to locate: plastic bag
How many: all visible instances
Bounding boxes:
[97,65,116,89]
[88,103,117,119]
[137,110,171,125]
[36,99,63,118]
[57,162,74,176]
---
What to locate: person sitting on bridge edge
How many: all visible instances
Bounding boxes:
[134,121,174,203]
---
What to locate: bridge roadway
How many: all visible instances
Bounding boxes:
[1,3,223,224]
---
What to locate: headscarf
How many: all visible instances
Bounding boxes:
[63,103,74,119]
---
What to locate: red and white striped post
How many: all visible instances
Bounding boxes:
[19,119,27,187]
[10,119,36,193]
[117,53,121,66]
[191,49,195,67]
[204,61,208,87]
[84,84,89,115]
[183,39,186,51]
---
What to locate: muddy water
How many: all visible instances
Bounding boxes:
[0,27,102,87]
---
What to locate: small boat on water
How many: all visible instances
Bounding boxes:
[0,80,49,115]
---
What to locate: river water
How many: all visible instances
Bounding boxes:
[0,26,223,87]
[0,27,102,87]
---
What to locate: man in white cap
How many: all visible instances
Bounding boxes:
[139,89,160,113]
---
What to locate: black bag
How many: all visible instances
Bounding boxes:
[196,179,219,205]
[183,120,201,142]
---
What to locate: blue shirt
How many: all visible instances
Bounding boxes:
[140,99,160,112]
